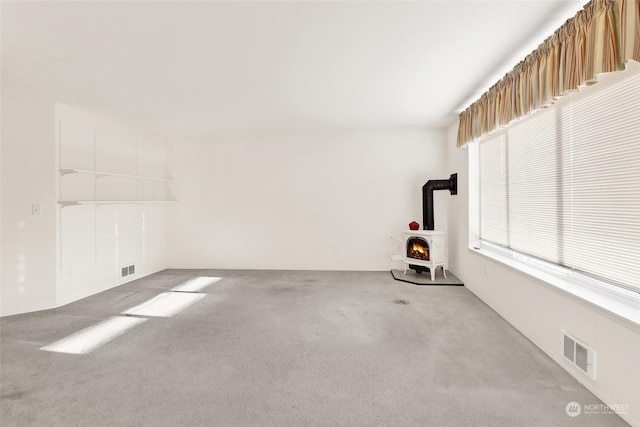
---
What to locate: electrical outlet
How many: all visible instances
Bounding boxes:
[32,204,41,215]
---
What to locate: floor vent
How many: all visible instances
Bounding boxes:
[562,330,597,380]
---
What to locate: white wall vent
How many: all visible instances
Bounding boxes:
[561,330,597,380]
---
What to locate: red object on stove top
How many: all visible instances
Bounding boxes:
[409,221,420,230]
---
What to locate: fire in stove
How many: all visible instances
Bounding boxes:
[407,238,429,261]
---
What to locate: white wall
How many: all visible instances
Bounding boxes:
[167,129,448,270]
[444,123,640,426]
[1,71,58,316]
[56,104,169,307]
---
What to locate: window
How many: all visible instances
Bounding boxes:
[477,61,640,294]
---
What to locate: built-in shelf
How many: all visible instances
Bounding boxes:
[58,200,177,207]
[60,169,173,182]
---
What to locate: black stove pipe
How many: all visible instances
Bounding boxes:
[422,173,457,230]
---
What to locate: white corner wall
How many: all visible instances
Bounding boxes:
[167,129,448,271]
[55,104,170,308]
[444,123,640,426]
[1,72,57,316]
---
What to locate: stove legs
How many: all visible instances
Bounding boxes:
[404,264,447,281]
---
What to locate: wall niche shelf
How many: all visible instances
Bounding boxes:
[60,169,173,182]
[58,169,176,207]
[58,200,177,208]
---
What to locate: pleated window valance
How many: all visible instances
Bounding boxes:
[457,0,640,148]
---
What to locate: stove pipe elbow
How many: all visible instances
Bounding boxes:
[422,173,457,231]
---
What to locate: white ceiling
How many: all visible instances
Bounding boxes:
[2,1,585,137]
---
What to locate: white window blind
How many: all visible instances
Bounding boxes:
[479,60,640,293]
[479,135,507,245]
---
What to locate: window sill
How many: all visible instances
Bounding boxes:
[469,245,640,329]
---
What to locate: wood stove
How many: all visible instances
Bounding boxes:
[402,230,447,281]
[392,174,456,282]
